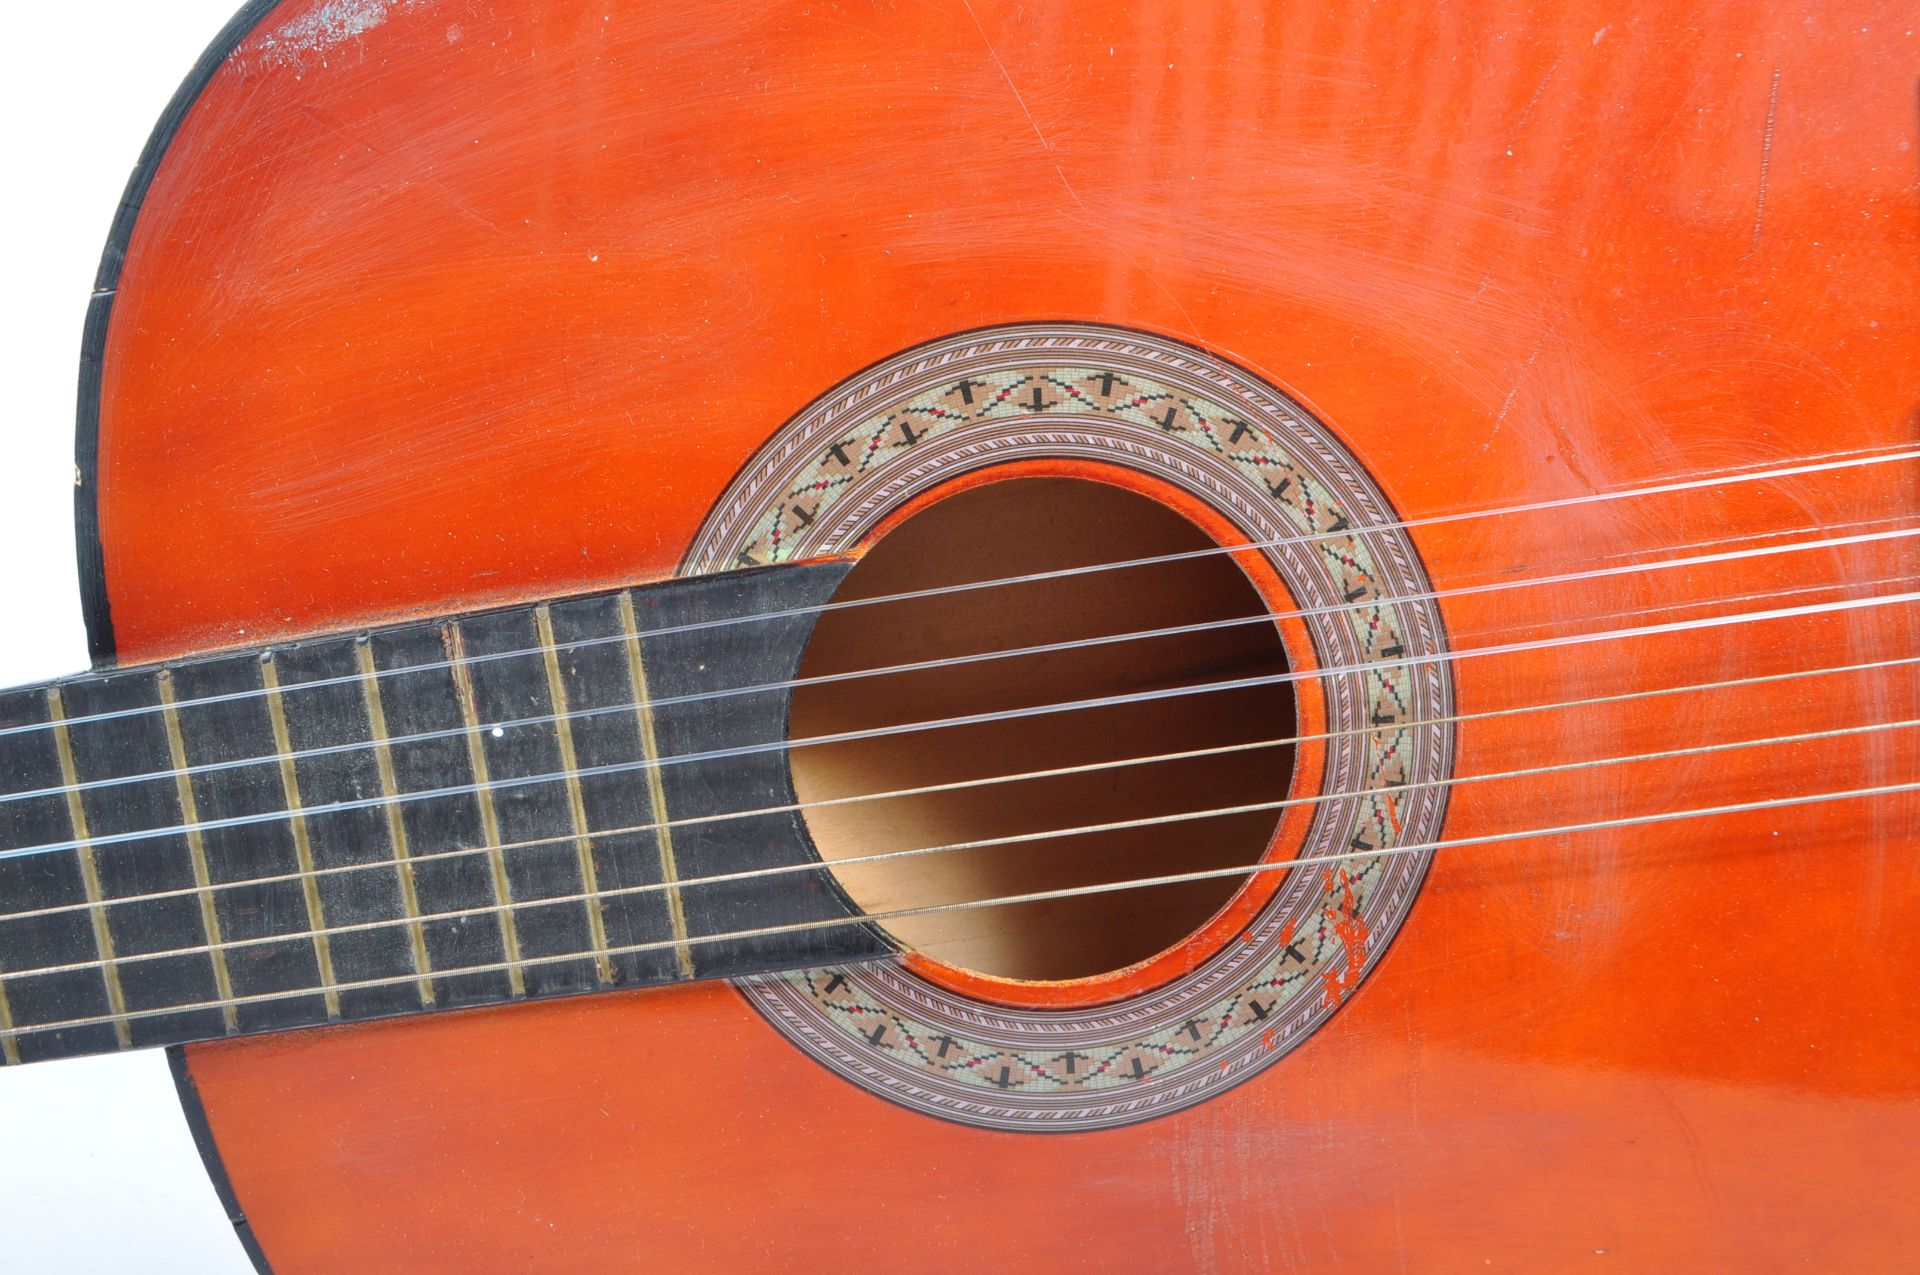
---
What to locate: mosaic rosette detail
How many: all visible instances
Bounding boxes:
[688,324,1452,1131]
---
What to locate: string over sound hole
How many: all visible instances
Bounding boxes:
[790,475,1297,984]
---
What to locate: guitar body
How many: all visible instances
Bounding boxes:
[78,0,1917,1269]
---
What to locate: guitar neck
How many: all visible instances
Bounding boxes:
[0,561,888,1065]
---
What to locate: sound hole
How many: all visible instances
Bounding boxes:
[790,475,1297,984]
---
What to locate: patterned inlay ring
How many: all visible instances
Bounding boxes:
[686,324,1453,1132]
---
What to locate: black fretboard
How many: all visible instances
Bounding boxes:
[0,562,889,1065]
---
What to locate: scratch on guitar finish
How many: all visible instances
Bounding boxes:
[244,0,428,73]
[1320,868,1371,1009]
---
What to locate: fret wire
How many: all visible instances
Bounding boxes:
[46,688,132,1049]
[6,520,1916,814]
[3,646,1917,930]
[355,642,436,1006]
[260,654,340,1019]
[156,672,238,1033]
[619,591,695,979]
[445,623,527,997]
[0,967,17,1064]
[535,605,616,985]
[7,774,1916,1045]
[6,710,1914,985]
[3,447,1916,751]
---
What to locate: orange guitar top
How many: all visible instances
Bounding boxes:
[4,0,1913,1269]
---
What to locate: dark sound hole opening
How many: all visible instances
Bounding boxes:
[789,475,1297,983]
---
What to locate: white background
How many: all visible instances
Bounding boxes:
[0,2,262,1270]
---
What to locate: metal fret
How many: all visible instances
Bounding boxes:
[260,654,341,1019]
[518,591,675,990]
[156,672,238,1032]
[45,689,131,1049]
[55,674,227,1049]
[0,562,873,1064]
[629,562,889,978]
[0,687,124,1063]
[162,650,333,1035]
[355,641,436,1006]
[618,590,696,978]
[268,638,423,1022]
[534,605,615,986]
[362,628,513,1006]
[444,623,527,997]
[0,970,17,1065]
[445,610,602,994]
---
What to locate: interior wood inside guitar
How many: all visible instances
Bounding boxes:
[790,475,1298,984]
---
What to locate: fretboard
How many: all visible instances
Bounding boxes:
[0,563,889,1065]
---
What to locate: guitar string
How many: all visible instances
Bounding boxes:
[4,711,1914,983]
[0,582,1914,865]
[6,775,1915,1043]
[2,443,1912,742]
[1568,509,1910,569]
[4,520,1911,809]
[6,647,1914,929]
[1465,565,1919,644]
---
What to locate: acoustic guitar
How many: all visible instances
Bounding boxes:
[1,0,1914,1270]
